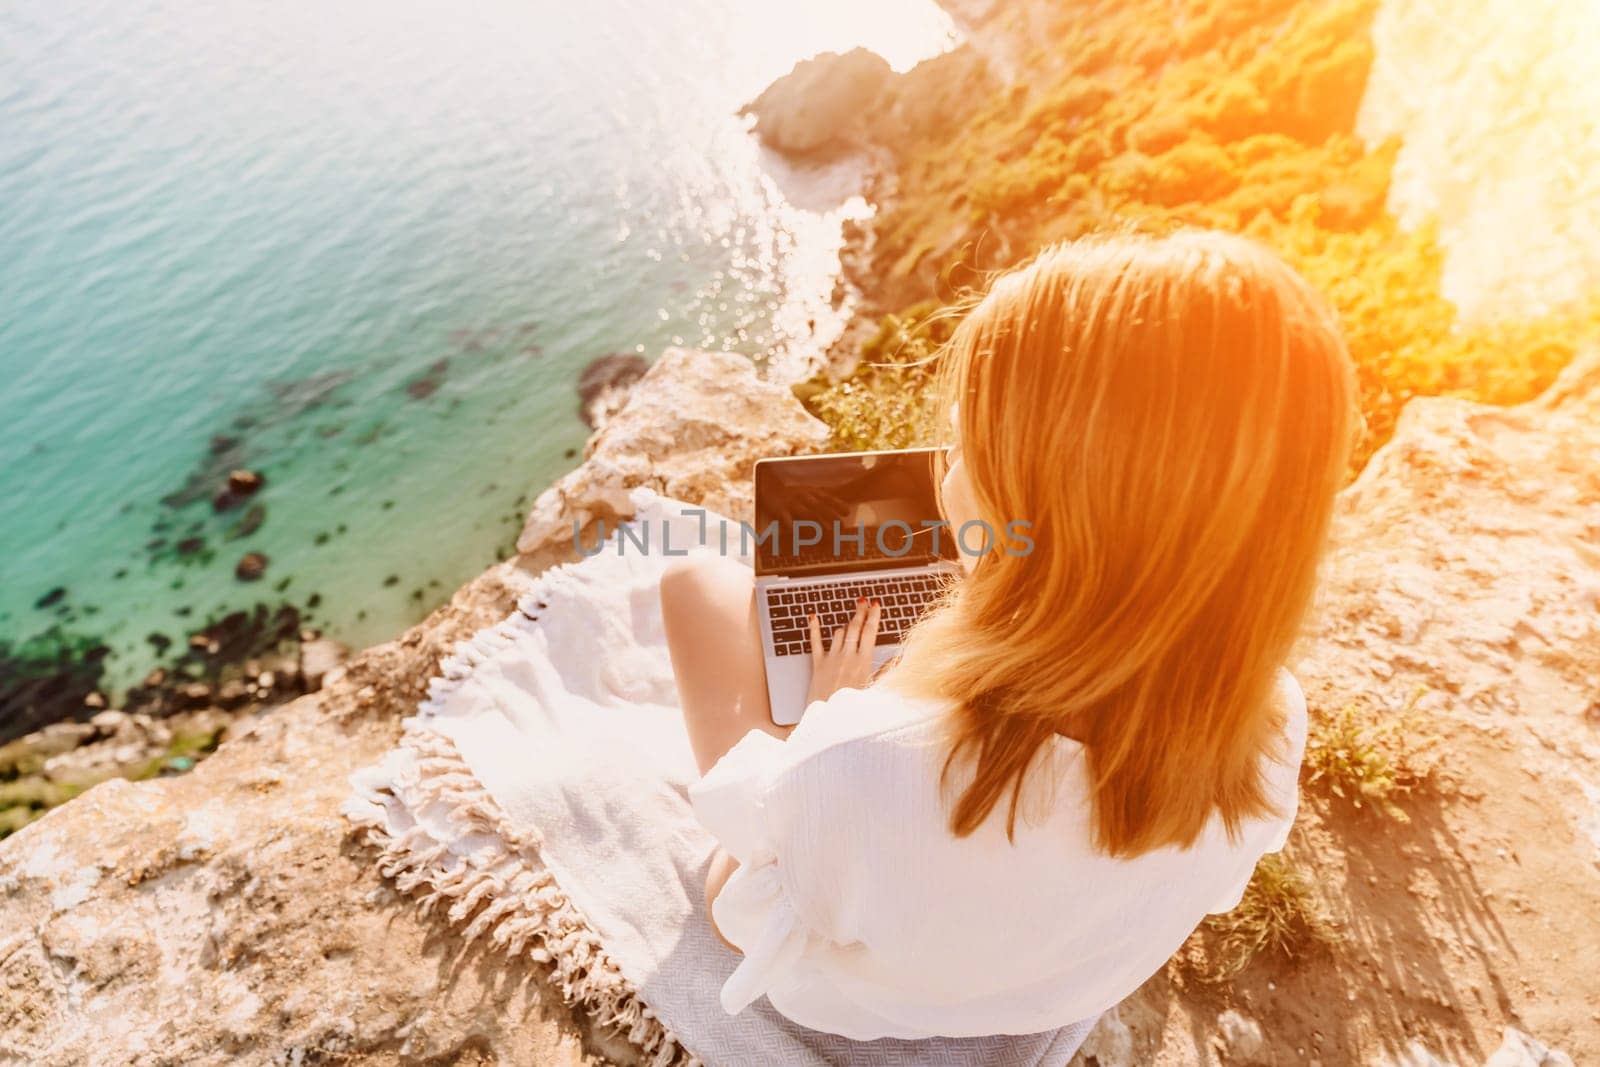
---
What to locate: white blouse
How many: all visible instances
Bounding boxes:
[688,669,1307,1040]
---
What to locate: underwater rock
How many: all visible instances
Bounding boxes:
[0,627,110,747]
[186,605,300,669]
[228,469,263,495]
[227,503,266,540]
[577,352,649,429]
[235,552,269,581]
[33,587,66,609]
[214,470,266,511]
[404,358,450,400]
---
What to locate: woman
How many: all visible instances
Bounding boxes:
[660,230,1357,1041]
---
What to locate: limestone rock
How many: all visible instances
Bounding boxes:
[0,345,830,1065]
[0,723,95,777]
[0,630,602,1066]
[1215,1009,1265,1062]
[866,45,997,156]
[1389,1039,1457,1067]
[1069,1009,1134,1067]
[742,48,893,157]
[1483,1028,1575,1067]
[516,347,829,555]
[297,636,349,691]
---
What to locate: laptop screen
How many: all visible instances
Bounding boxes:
[752,448,957,576]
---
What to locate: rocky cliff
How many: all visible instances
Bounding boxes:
[2,338,1594,1064]
[0,350,827,1067]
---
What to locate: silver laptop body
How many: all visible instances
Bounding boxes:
[753,447,962,726]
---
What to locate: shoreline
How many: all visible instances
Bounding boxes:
[0,30,950,829]
[1,0,968,725]
[0,28,933,758]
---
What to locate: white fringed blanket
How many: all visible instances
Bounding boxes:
[343,491,1096,1065]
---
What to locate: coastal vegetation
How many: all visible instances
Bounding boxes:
[807,0,1598,472]
[1302,689,1435,820]
[800,0,1597,1020]
[1190,853,1342,982]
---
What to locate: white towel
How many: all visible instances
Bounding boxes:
[344,490,1096,1066]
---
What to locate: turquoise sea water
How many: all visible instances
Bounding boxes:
[0,0,954,692]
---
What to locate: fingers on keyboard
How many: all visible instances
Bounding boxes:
[769,576,943,654]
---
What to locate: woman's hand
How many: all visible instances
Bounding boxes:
[805,598,881,705]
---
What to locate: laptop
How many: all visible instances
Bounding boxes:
[753,447,962,726]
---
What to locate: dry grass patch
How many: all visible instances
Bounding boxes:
[1303,688,1437,820]
[1187,853,1342,982]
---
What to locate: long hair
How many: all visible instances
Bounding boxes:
[891,231,1358,858]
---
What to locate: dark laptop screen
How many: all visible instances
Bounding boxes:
[752,448,956,576]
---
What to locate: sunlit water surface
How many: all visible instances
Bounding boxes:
[0,0,954,691]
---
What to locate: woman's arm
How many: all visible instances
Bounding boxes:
[660,555,881,773]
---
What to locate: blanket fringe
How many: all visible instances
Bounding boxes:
[348,721,699,1067]
[414,562,588,716]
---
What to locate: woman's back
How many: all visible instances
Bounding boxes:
[671,230,1356,1041]
[690,668,1308,1040]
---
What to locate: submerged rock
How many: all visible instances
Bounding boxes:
[404,358,450,400]
[0,628,110,747]
[228,468,263,496]
[404,375,440,399]
[576,352,648,429]
[214,468,266,512]
[226,502,266,540]
[234,551,269,581]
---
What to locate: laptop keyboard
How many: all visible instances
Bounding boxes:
[765,573,949,656]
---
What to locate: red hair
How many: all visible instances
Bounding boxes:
[891,231,1356,856]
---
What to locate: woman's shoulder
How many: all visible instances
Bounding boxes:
[1269,667,1309,767]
